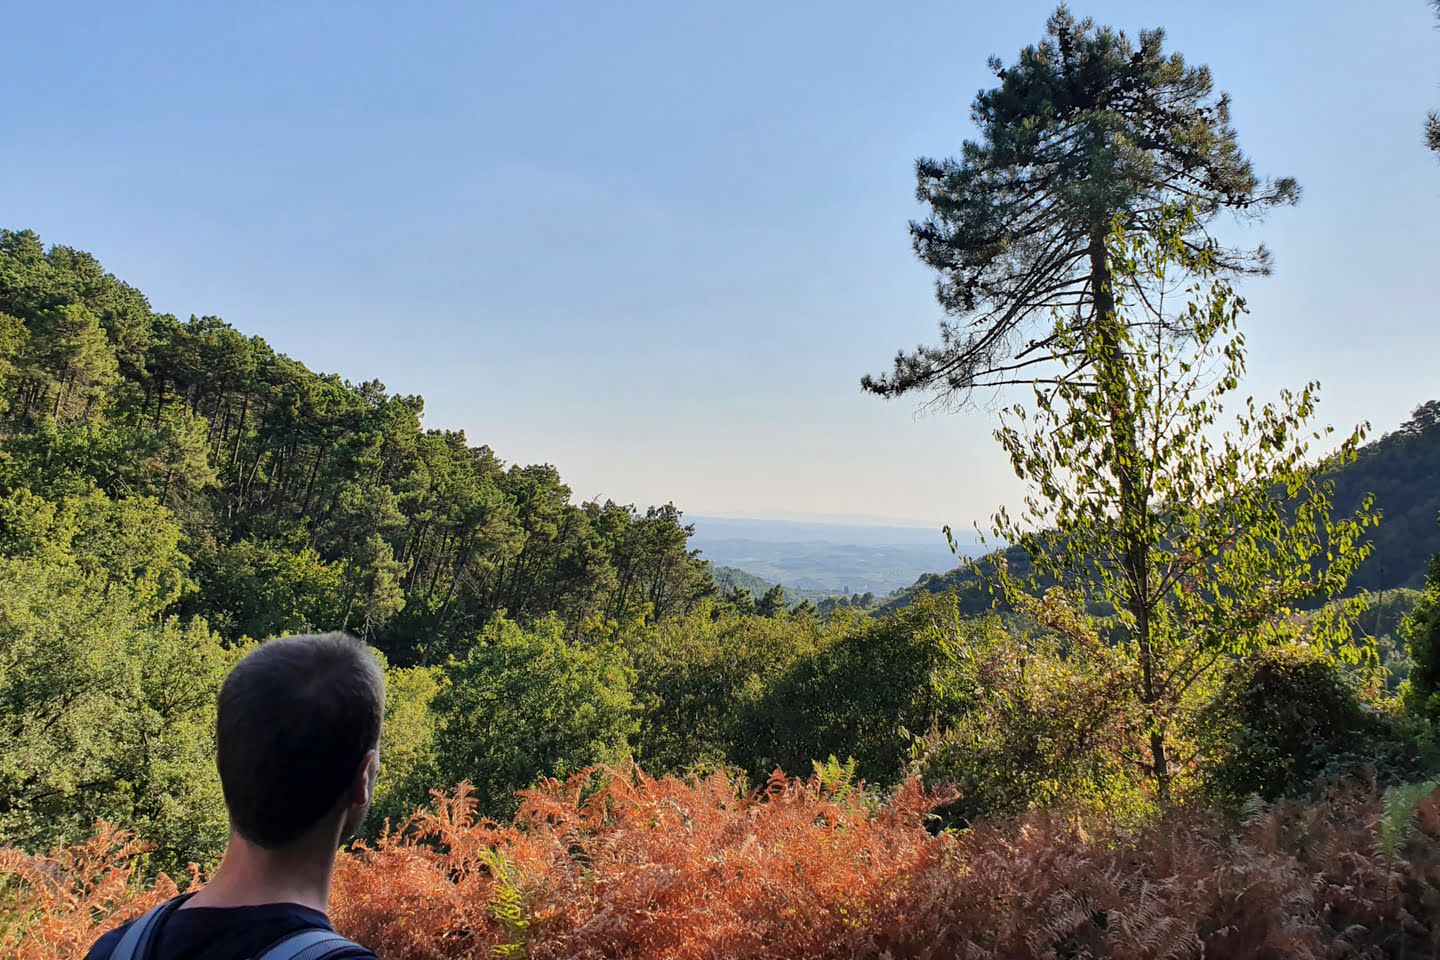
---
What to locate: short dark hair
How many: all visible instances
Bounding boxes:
[217,633,385,848]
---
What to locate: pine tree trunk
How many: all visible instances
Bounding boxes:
[231,396,248,467]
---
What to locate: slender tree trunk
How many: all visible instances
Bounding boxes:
[1149,727,1171,802]
[300,451,323,513]
[404,520,431,584]
[1089,225,1168,801]
[241,448,265,508]
[231,396,248,467]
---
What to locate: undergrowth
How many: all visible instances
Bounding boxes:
[4,765,1439,959]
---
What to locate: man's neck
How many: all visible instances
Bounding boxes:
[183,825,341,914]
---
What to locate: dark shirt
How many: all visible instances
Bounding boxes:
[84,898,378,960]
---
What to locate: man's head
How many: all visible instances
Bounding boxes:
[217,633,385,849]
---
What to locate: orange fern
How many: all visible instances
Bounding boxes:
[1,822,194,960]
[6,772,1439,960]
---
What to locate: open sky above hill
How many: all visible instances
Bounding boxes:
[2,1,1434,528]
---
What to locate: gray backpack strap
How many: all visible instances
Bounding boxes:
[257,928,365,960]
[108,898,184,960]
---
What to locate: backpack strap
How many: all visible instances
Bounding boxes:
[255,928,367,960]
[107,897,187,960]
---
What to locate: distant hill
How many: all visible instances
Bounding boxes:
[710,564,860,606]
[710,564,778,598]
[875,545,1035,616]
[881,401,1440,613]
[1327,400,1440,592]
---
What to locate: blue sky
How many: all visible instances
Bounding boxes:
[3,1,1435,529]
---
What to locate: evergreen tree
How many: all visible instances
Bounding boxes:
[756,583,788,618]
[722,584,756,615]
[864,6,1296,402]
[20,304,117,425]
[1428,2,1440,155]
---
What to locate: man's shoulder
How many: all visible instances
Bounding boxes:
[242,928,380,959]
[83,921,128,960]
[82,903,379,960]
[261,929,380,959]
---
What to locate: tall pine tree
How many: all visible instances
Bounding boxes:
[864,6,1296,401]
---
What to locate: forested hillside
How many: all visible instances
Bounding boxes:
[884,401,1440,613]
[0,229,715,666]
[709,564,779,598]
[1333,402,1440,591]
[2,227,1021,867]
[7,217,1436,885]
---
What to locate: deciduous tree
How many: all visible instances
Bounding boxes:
[989,209,1376,801]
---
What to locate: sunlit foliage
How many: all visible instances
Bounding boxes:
[989,208,1378,799]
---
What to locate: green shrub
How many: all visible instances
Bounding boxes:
[1403,551,1440,721]
[910,612,1144,823]
[433,616,636,817]
[0,488,235,871]
[366,659,442,831]
[625,604,832,777]
[0,557,236,871]
[629,594,983,788]
[745,594,971,785]
[1200,644,1418,804]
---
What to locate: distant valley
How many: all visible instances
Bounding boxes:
[689,516,984,596]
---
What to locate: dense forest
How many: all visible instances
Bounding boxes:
[6,6,1440,959]
[0,226,717,666]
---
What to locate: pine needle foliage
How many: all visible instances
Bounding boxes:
[864,6,1297,402]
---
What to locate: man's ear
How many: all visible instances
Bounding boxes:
[353,749,379,806]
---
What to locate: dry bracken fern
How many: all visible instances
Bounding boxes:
[3,771,1438,960]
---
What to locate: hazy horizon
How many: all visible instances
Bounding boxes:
[3,1,1434,527]
[688,514,969,535]
[689,515,977,594]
